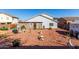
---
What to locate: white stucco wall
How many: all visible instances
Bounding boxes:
[70,23,79,32]
[0,13,18,24]
[12,18,19,24]
[26,15,57,28]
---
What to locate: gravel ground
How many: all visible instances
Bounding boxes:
[0,28,79,47]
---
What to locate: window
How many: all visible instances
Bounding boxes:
[1,23,5,25]
[7,22,11,24]
[49,23,53,26]
[0,17,3,19]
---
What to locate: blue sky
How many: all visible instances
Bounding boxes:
[0,9,79,20]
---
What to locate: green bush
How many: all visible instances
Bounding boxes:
[0,27,8,30]
[12,28,18,34]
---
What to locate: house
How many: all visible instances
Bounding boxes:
[69,21,79,39]
[58,17,79,30]
[0,13,19,29]
[19,14,58,30]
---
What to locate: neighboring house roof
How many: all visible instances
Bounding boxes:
[0,13,19,19]
[25,14,56,22]
[70,20,79,24]
[60,17,79,21]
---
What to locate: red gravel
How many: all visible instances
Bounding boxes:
[0,28,79,46]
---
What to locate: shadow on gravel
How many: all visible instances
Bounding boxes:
[0,46,79,49]
[56,30,68,36]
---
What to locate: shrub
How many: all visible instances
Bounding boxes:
[48,27,52,30]
[12,39,21,47]
[0,27,8,30]
[12,28,18,34]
